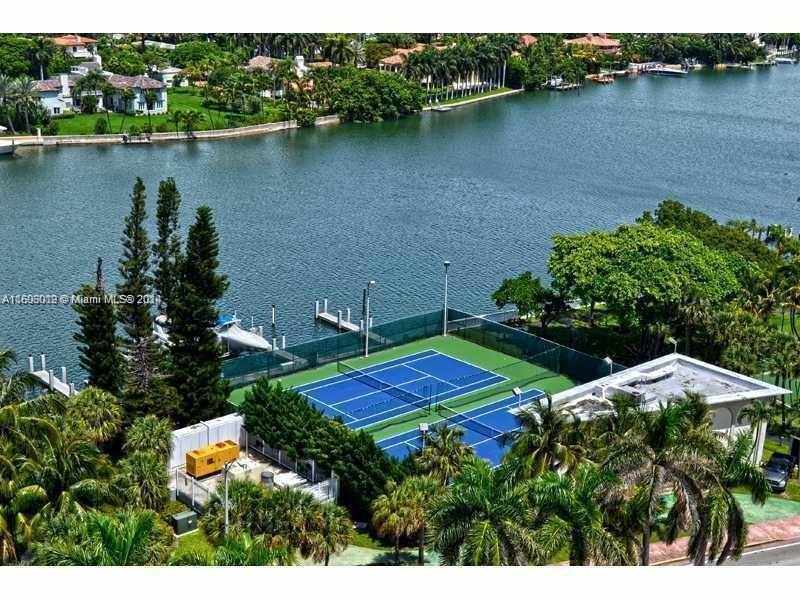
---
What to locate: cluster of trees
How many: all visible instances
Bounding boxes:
[73,177,229,426]
[401,34,519,104]
[0,74,51,134]
[240,380,403,517]
[368,392,768,565]
[618,33,765,65]
[508,34,589,89]
[0,35,76,80]
[1,352,353,566]
[0,354,177,565]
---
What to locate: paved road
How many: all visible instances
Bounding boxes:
[725,540,800,566]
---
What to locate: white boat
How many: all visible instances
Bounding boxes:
[0,139,14,156]
[215,314,272,353]
[152,313,272,354]
[431,105,453,112]
[774,57,797,64]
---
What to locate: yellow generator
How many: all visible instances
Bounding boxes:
[185,440,239,478]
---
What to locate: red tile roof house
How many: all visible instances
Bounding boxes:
[50,34,98,59]
[34,70,168,117]
[564,33,621,55]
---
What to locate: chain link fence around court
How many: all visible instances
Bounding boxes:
[222,307,624,389]
[223,310,444,388]
[446,308,627,384]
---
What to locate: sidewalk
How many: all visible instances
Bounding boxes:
[651,513,800,564]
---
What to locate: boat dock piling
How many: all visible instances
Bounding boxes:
[314,299,364,333]
[27,353,75,397]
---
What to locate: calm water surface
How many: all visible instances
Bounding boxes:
[1,67,799,378]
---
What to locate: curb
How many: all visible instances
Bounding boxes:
[651,537,782,566]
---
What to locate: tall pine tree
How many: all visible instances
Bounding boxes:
[73,258,124,395]
[152,177,182,320]
[117,177,163,419]
[170,205,230,423]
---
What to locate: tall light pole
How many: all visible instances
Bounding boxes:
[364,280,376,357]
[442,260,451,337]
[222,458,241,536]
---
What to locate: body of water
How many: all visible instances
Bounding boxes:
[1,67,799,380]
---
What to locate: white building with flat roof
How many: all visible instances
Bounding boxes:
[544,353,790,463]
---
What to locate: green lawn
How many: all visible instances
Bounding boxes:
[172,529,214,561]
[51,87,285,136]
[429,87,514,107]
[228,334,576,442]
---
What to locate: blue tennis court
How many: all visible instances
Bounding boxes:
[292,349,506,429]
[377,388,545,466]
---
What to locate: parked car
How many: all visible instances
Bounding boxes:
[762,453,797,493]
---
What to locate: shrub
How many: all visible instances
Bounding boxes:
[128,123,141,136]
[81,95,98,114]
[294,107,317,128]
[241,380,401,519]
[155,122,169,133]
[94,118,109,134]
[43,121,59,136]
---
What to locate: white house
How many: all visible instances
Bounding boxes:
[50,34,98,59]
[105,75,168,114]
[35,71,168,116]
[34,74,81,116]
[150,66,187,88]
[542,353,790,464]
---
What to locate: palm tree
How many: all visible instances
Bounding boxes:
[34,509,169,565]
[0,75,19,134]
[505,393,585,478]
[399,475,441,565]
[416,423,473,484]
[0,449,48,564]
[698,432,769,565]
[371,479,412,564]
[212,532,294,566]
[75,69,107,114]
[530,463,632,565]
[28,37,56,81]
[323,34,356,66]
[604,400,720,565]
[124,415,173,457]
[65,387,122,445]
[305,502,354,565]
[169,109,184,136]
[116,450,169,511]
[738,400,774,457]
[427,456,537,565]
[0,348,36,407]
[11,77,37,133]
[117,88,136,133]
[180,109,203,138]
[143,89,157,132]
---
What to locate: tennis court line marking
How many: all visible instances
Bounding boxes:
[351,373,509,428]
[296,350,440,394]
[377,389,544,450]
[325,374,433,407]
[298,392,354,420]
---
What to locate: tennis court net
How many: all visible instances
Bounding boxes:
[337,360,430,412]
[436,403,504,440]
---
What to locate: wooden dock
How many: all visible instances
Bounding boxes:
[315,299,365,333]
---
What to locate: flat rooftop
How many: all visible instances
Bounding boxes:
[548,353,790,420]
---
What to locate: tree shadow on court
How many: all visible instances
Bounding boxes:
[367,550,436,566]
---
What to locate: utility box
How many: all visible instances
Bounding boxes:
[185,440,239,478]
[261,469,275,489]
[171,510,198,535]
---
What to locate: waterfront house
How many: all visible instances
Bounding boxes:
[50,34,98,59]
[378,43,427,73]
[105,75,168,114]
[564,33,621,55]
[35,70,168,116]
[34,74,81,116]
[151,66,187,87]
